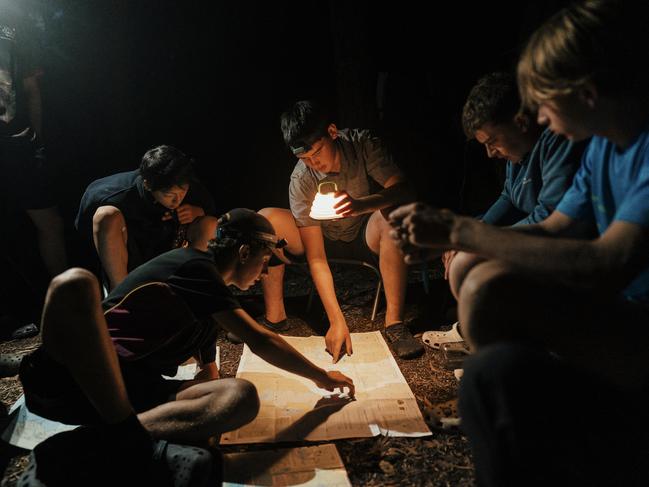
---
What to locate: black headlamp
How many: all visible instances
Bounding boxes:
[216,212,287,250]
[289,141,312,156]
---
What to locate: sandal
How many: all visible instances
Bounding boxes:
[17,426,218,486]
[421,322,462,350]
[11,323,39,340]
[0,353,25,377]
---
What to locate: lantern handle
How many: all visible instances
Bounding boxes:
[317,181,338,194]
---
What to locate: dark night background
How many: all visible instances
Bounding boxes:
[4,0,570,317]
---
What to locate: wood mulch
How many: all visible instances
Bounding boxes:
[0,263,475,486]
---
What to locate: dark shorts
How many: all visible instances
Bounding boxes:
[19,347,187,426]
[0,132,57,210]
[278,215,378,266]
[323,215,378,265]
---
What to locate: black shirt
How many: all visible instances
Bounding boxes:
[75,169,216,271]
[103,247,239,374]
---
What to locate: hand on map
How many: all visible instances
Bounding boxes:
[315,370,356,398]
[325,323,353,363]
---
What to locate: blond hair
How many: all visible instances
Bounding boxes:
[517,0,649,110]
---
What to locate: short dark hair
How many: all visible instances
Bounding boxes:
[208,208,281,255]
[139,145,195,191]
[518,0,649,110]
[462,72,521,139]
[280,100,331,150]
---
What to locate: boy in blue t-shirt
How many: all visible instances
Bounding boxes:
[388,1,649,485]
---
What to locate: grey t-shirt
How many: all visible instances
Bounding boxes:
[289,128,403,242]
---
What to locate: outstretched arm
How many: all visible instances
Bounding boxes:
[389,203,649,293]
[299,225,353,363]
[213,308,355,395]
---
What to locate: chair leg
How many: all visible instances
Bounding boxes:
[371,279,382,322]
[306,286,315,313]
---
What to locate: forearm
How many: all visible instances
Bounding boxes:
[307,257,345,325]
[360,182,414,215]
[251,331,328,383]
[452,218,608,287]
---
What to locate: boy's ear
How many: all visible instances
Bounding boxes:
[142,179,151,191]
[577,82,598,109]
[513,113,530,133]
[327,123,338,139]
[238,244,251,264]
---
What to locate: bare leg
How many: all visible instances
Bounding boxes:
[448,251,485,301]
[40,268,132,423]
[458,260,649,390]
[139,378,259,443]
[41,269,261,441]
[92,205,128,290]
[365,210,406,327]
[258,208,305,323]
[26,206,68,277]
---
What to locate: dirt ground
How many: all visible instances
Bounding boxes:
[0,263,475,486]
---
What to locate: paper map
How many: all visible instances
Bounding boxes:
[223,444,350,487]
[221,331,430,444]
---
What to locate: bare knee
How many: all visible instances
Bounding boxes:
[49,267,100,301]
[93,206,126,239]
[258,207,291,226]
[367,210,394,252]
[209,378,259,427]
[458,262,514,349]
[43,268,100,349]
[449,252,485,298]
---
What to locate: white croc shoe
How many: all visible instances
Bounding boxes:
[422,322,462,350]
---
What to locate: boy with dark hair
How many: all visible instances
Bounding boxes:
[390,1,649,484]
[76,145,216,290]
[19,209,354,485]
[433,72,584,344]
[461,71,582,227]
[260,100,421,361]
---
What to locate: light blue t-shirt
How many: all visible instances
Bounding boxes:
[557,129,649,303]
[482,129,583,226]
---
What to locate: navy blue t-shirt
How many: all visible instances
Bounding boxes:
[482,129,585,226]
[75,169,216,271]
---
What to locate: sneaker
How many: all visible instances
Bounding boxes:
[385,323,424,359]
[256,316,289,333]
[226,331,243,344]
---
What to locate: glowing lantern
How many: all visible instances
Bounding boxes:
[309,182,345,220]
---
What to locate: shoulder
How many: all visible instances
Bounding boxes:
[337,128,380,151]
[85,170,140,201]
[290,161,318,190]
